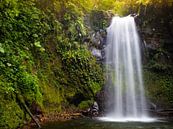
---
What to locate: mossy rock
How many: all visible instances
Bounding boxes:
[78,100,94,110]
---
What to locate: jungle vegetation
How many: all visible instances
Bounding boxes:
[0,0,173,128]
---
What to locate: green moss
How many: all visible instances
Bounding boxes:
[78,100,94,110]
[41,82,62,113]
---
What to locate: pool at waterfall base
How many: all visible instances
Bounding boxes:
[98,116,157,122]
[32,118,173,129]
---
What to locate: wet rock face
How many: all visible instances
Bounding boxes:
[83,10,112,62]
[95,85,115,115]
[137,5,173,67]
[89,29,107,61]
[95,88,106,113]
[137,5,173,110]
[82,101,100,117]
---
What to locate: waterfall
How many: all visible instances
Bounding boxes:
[100,16,153,122]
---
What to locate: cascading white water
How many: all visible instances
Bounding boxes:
[100,16,154,122]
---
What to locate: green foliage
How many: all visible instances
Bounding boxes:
[17,71,42,105]
[0,83,25,129]
[60,46,104,101]
[90,10,110,31]
[95,0,127,15]
[146,60,172,72]
[0,100,25,129]
[0,0,51,128]
[144,70,173,107]
[88,0,173,16]
[145,48,172,72]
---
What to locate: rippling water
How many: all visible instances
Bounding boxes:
[32,118,173,129]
